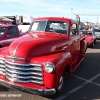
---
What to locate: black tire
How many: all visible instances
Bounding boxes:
[94,40,96,44]
[55,72,65,95]
[90,42,94,48]
[81,57,85,64]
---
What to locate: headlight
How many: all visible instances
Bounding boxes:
[45,62,55,73]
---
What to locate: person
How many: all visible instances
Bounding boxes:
[85,25,89,30]
[89,26,93,31]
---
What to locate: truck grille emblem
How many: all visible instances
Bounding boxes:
[7,56,25,61]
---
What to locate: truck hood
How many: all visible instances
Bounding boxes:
[6,32,68,61]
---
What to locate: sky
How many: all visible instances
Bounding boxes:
[1,0,100,23]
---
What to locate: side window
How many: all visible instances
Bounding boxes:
[7,27,18,37]
[0,27,6,36]
[71,24,78,36]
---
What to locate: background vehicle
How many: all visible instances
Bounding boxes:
[94,29,100,39]
[0,24,25,47]
[3,16,31,33]
[80,30,96,48]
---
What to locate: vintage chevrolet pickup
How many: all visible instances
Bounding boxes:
[0,17,87,95]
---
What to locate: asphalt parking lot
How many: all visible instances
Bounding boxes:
[0,40,100,100]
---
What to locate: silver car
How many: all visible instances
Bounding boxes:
[94,29,100,39]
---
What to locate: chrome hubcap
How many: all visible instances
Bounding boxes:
[58,76,63,90]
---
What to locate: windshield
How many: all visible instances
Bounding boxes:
[29,20,68,34]
[0,27,6,36]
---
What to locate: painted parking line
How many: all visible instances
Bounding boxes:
[56,73,100,100]
[72,74,100,86]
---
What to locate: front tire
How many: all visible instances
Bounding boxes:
[94,40,96,44]
[55,72,65,95]
[90,42,94,48]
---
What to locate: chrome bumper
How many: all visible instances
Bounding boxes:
[0,79,56,95]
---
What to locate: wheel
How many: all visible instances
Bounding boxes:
[55,72,65,95]
[81,57,84,64]
[90,42,94,48]
[94,40,96,44]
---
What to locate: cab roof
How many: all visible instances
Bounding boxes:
[33,17,78,24]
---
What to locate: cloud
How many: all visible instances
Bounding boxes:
[0,0,100,23]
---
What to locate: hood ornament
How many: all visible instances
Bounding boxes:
[7,56,25,61]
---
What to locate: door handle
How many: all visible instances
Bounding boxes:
[63,46,68,49]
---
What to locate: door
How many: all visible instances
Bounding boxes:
[70,24,80,64]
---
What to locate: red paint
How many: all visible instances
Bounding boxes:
[0,17,87,95]
[81,30,96,46]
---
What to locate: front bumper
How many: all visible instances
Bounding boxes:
[0,79,56,95]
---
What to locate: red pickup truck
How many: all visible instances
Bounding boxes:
[0,17,87,95]
[0,24,24,47]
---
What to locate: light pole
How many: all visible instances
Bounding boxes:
[71,8,73,19]
[97,17,99,25]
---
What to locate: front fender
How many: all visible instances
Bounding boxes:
[32,51,72,88]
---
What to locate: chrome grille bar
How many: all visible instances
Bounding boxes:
[6,75,43,85]
[6,68,43,76]
[6,72,43,80]
[5,64,42,71]
[0,58,44,85]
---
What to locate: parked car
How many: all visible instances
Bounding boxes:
[0,17,87,96]
[80,30,96,48]
[94,29,100,39]
[0,24,25,47]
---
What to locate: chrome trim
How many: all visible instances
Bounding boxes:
[0,58,44,85]
[6,72,43,80]
[0,71,5,75]
[5,60,42,67]
[63,46,68,49]
[6,68,43,76]
[0,58,5,60]
[0,65,5,68]
[57,76,63,90]
[5,64,42,71]
[0,69,5,72]
[6,76,43,85]
[0,79,56,95]
[7,74,43,80]
[45,62,55,73]
[7,56,25,61]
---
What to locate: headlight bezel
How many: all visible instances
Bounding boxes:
[44,62,55,73]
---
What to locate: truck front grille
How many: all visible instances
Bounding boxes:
[0,58,44,85]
